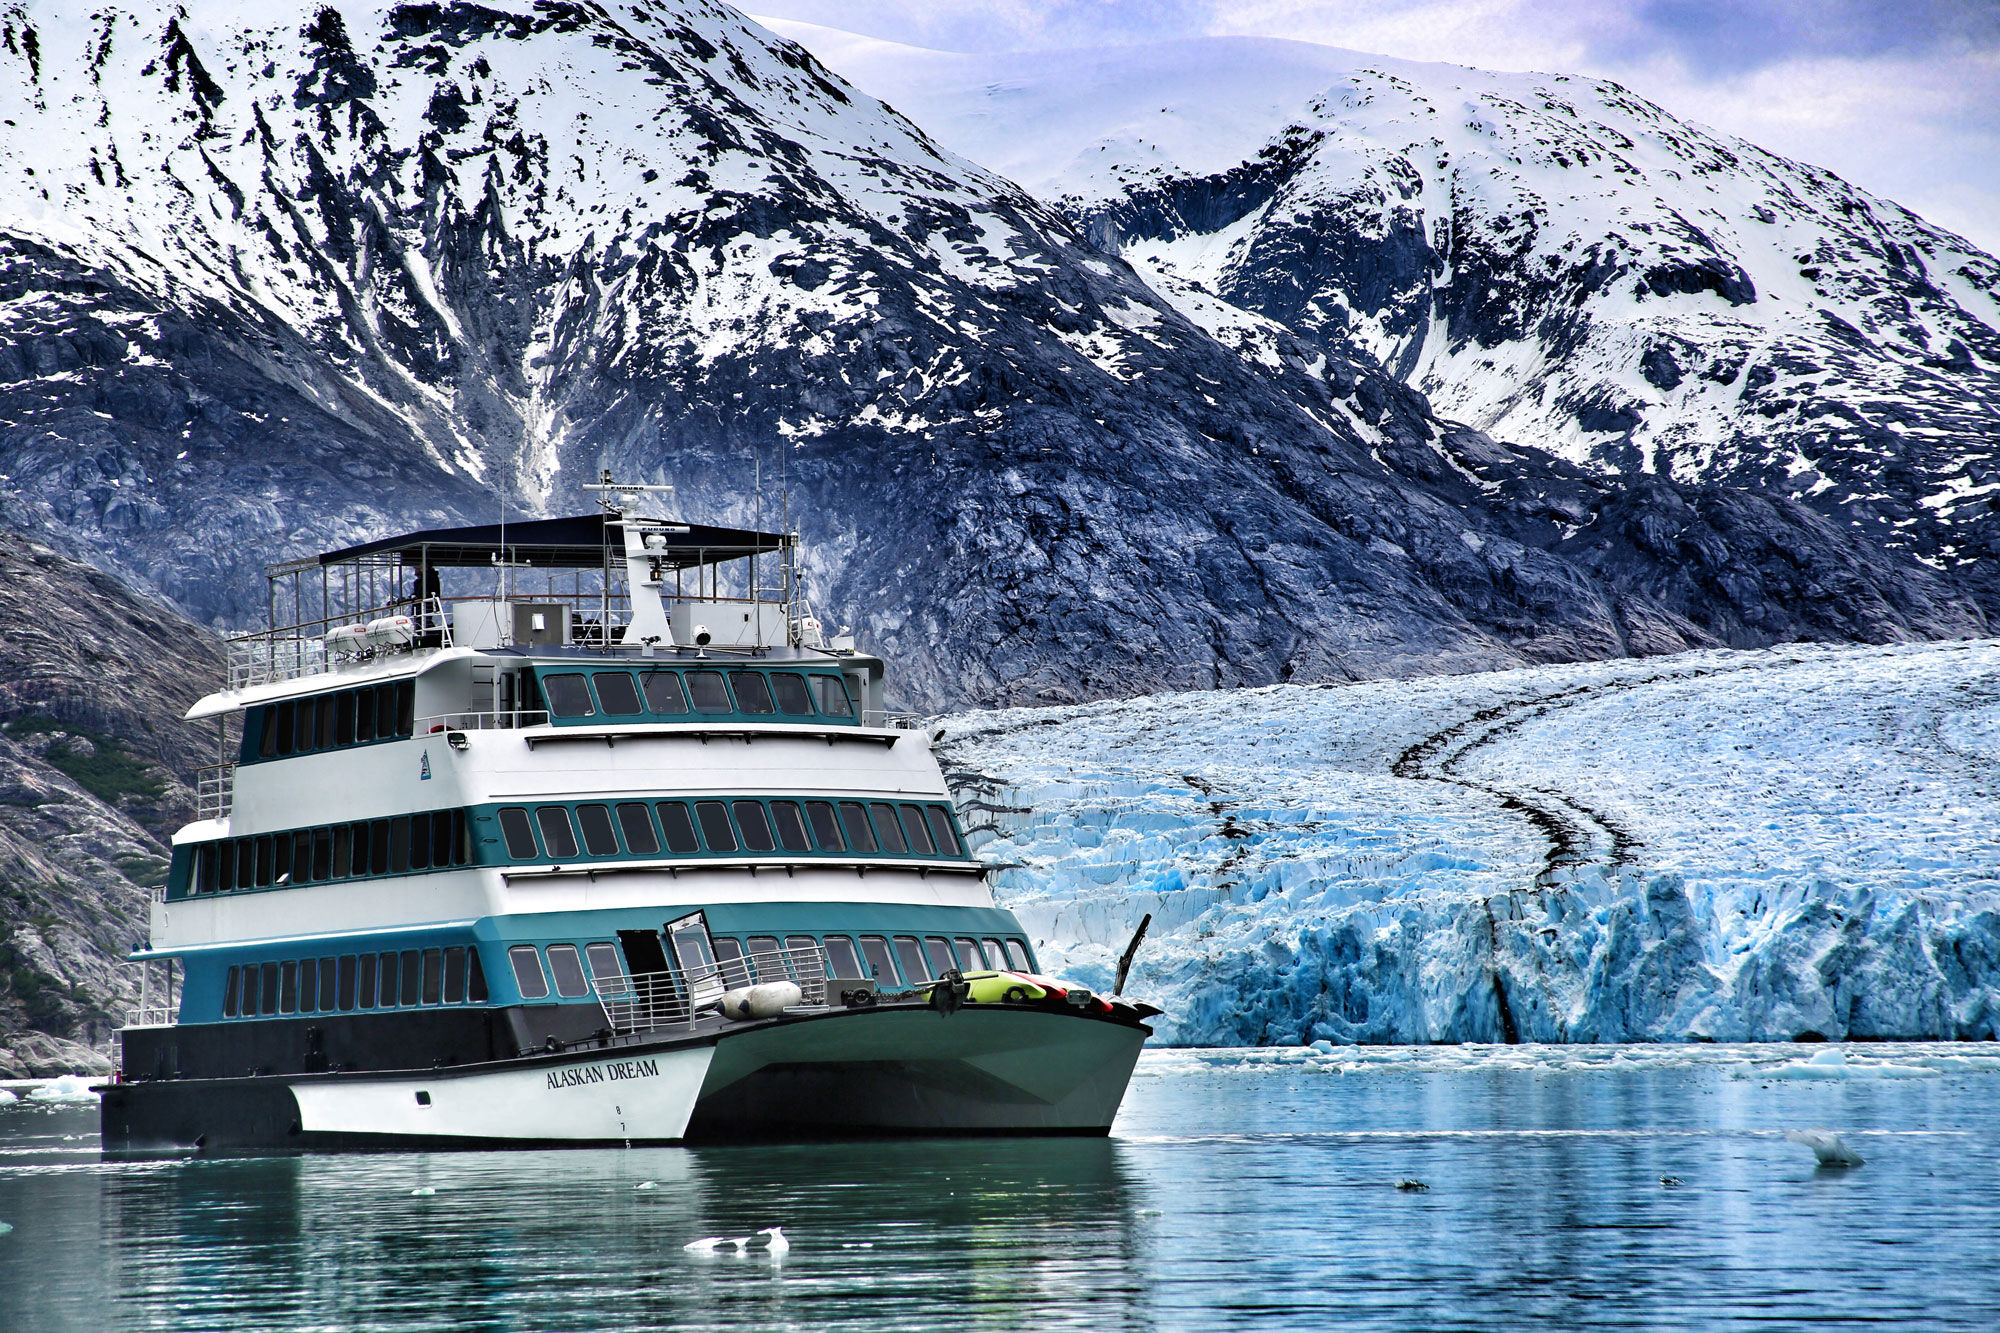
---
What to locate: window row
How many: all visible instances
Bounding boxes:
[247,679,417,762]
[507,932,1035,1000]
[184,810,471,897]
[537,667,853,723]
[493,798,965,864]
[222,946,488,1018]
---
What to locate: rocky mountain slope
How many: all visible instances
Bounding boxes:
[0,2,1983,711]
[767,25,2000,603]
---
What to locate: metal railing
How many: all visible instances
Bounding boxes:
[124,961,177,1027]
[227,599,454,690]
[195,763,235,820]
[595,943,829,1035]
[415,710,551,734]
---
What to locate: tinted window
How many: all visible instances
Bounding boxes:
[223,965,240,1017]
[510,945,549,999]
[419,949,441,1005]
[871,803,908,854]
[838,802,877,853]
[770,801,811,852]
[536,806,579,859]
[391,682,413,737]
[806,801,844,851]
[924,937,955,977]
[240,963,260,1016]
[337,955,357,1010]
[746,936,785,982]
[259,961,279,1015]
[443,947,466,1003]
[955,938,983,971]
[335,692,355,745]
[981,938,1007,969]
[687,670,730,713]
[295,697,315,752]
[496,808,535,859]
[926,807,963,856]
[860,936,896,984]
[443,811,463,867]
[216,843,235,893]
[893,936,930,983]
[786,936,824,976]
[272,834,293,885]
[297,958,317,1012]
[734,801,775,852]
[255,836,274,887]
[311,829,332,881]
[355,686,375,743]
[258,706,277,758]
[409,813,431,871]
[542,673,594,718]
[358,953,378,1009]
[547,944,589,997]
[712,936,748,987]
[730,672,775,714]
[824,936,865,980]
[332,825,351,878]
[400,950,421,1006]
[275,701,296,756]
[390,818,410,873]
[468,948,489,1002]
[640,671,689,714]
[695,801,736,852]
[593,672,643,716]
[292,830,313,880]
[617,803,659,855]
[1004,940,1031,971]
[585,942,623,987]
[657,802,699,853]
[770,672,813,715]
[812,675,852,716]
[577,804,619,856]
[317,695,336,749]
[900,805,935,855]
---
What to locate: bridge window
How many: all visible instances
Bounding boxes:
[542,673,594,719]
[594,671,643,716]
[871,803,908,854]
[893,936,929,983]
[730,671,775,714]
[510,946,550,1000]
[1004,940,1031,971]
[900,805,935,855]
[981,938,1006,969]
[955,938,983,971]
[923,937,955,978]
[926,807,962,856]
[687,670,731,714]
[641,671,689,714]
[769,672,813,715]
[812,675,852,716]
[838,802,876,853]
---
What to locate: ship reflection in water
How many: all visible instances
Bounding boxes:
[7,1047,2000,1331]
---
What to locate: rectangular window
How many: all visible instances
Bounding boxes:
[712,935,748,987]
[839,802,878,853]
[468,947,488,1002]
[806,801,844,851]
[376,951,399,1007]
[272,832,293,886]
[734,801,775,852]
[316,695,336,750]
[872,803,908,854]
[421,948,442,1005]
[390,818,411,873]
[357,953,378,1009]
[657,802,700,853]
[444,946,467,1004]
[547,944,589,997]
[355,687,375,743]
[860,936,896,984]
[198,845,220,894]
[981,938,1007,970]
[260,961,280,1015]
[892,936,929,983]
[770,801,811,852]
[577,804,619,856]
[686,670,731,714]
[541,672,595,718]
[770,672,813,715]
[510,945,550,1000]
[640,671,689,715]
[584,942,623,989]
[925,807,963,857]
[255,836,274,887]
[824,936,865,980]
[535,806,579,859]
[297,957,316,1012]
[395,680,415,737]
[311,829,332,881]
[371,820,390,875]
[924,937,955,978]
[291,830,313,881]
[900,805,936,855]
[223,965,241,1016]
[440,811,461,867]
[593,672,643,716]
[331,825,351,879]
[241,963,260,1016]
[786,936,824,976]
[319,958,338,1012]
[402,951,423,1007]
[409,812,431,871]
[729,671,775,714]
[337,955,357,1011]
[258,705,278,758]
[746,936,786,982]
[376,684,399,740]
[954,938,983,971]
[275,700,296,757]
[335,691,355,746]
[1004,940,1031,972]
[695,801,736,852]
[812,675,853,717]
[616,803,659,855]
[294,697,315,753]
[218,841,237,893]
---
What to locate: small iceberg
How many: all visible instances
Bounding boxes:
[25,1075,98,1104]
[1785,1128,1865,1167]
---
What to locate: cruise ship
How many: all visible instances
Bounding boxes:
[101,480,1155,1152]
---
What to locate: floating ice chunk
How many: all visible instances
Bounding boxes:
[410,1187,436,1197]
[25,1076,97,1103]
[684,1234,753,1253]
[1785,1128,1865,1167]
[759,1226,790,1256]
[0,1089,16,1105]
[635,1181,658,1190]
[0,1221,12,1235]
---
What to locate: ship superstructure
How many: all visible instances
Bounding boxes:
[102,481,1152,1152]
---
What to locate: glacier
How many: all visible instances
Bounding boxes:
[942,640,2000,1045]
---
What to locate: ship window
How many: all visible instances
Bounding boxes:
[657,802,699,853]
[616,803,659,855]
[292,831,313,881]
[770,672,812,715]
[510,945,550,1000]
[223,966,240,1017]
[258,705,277,758]
[272,834,293,886]
[770,801,811,852]
[805,801,844,851]
[838,802,877,853]
[331,825,351,878]
[376,684,398,739]
[255,836,274,887]
[785,936,824,976]
[395,680,415,737]
[859,935,896,984]
[275,701,296,756]
[871,803,908,854]
[409,813,431,871]
[695,801,737,852]
[893,936,930,983]
[585,942,624,990]
[497,808,536,859]
[444,946,467,1004]
[712,936,748,987]
[979,938,1005,969]
[824,936,865,980]
[1004,940,1031,971]
[355,686,375,743]
[687,670,731,714]
[197,845,218,894]
[295,698,315,753]
[311,829,332,881]
[468,948,489,1002]
[900,806,936,855]
[403,951,425,1006]
[746,936,785,982]
[954,938,983,971]
[371,820,391,875]
[734,801,775,852]
[319,958,337,1012]
[297,958,317,1012]
[593,671,643,716]
[421,949,442,1005]
[217,843,236,893]
[316,695,336,750]
[535,806,579,859]
[335,691,355,746]
[923,937,955,978]
[926,807,963,856]
[337,955,356,1011]
[240,964,259,1016]
[812,675,852,717]
[260,962,280,1015]
[547,944,589,997]
[577,804,619,856]
[640,671,689,715]
[537,674,589,720]
[358,953,379,1008]
[441,811,463,867]
[729,671,775,714]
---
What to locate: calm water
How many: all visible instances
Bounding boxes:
[4,1045,1998,1331]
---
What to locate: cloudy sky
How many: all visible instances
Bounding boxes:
[749,0,2000,253]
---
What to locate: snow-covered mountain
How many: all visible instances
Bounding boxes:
[0,2,1984,709]
[769,23,2000,600]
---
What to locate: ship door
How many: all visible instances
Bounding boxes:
[617,929,671,978]
[666,913,727,1012]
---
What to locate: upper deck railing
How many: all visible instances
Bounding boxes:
[195,763,235,820]
[595,942,830,1035]
[228,599,454,690]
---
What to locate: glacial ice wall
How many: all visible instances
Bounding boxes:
[941,642,2000,1045]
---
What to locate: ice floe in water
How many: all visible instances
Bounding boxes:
[22,1077,98,1104]
[943,643,2000,1045]
[1133,1042,2000,1079]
